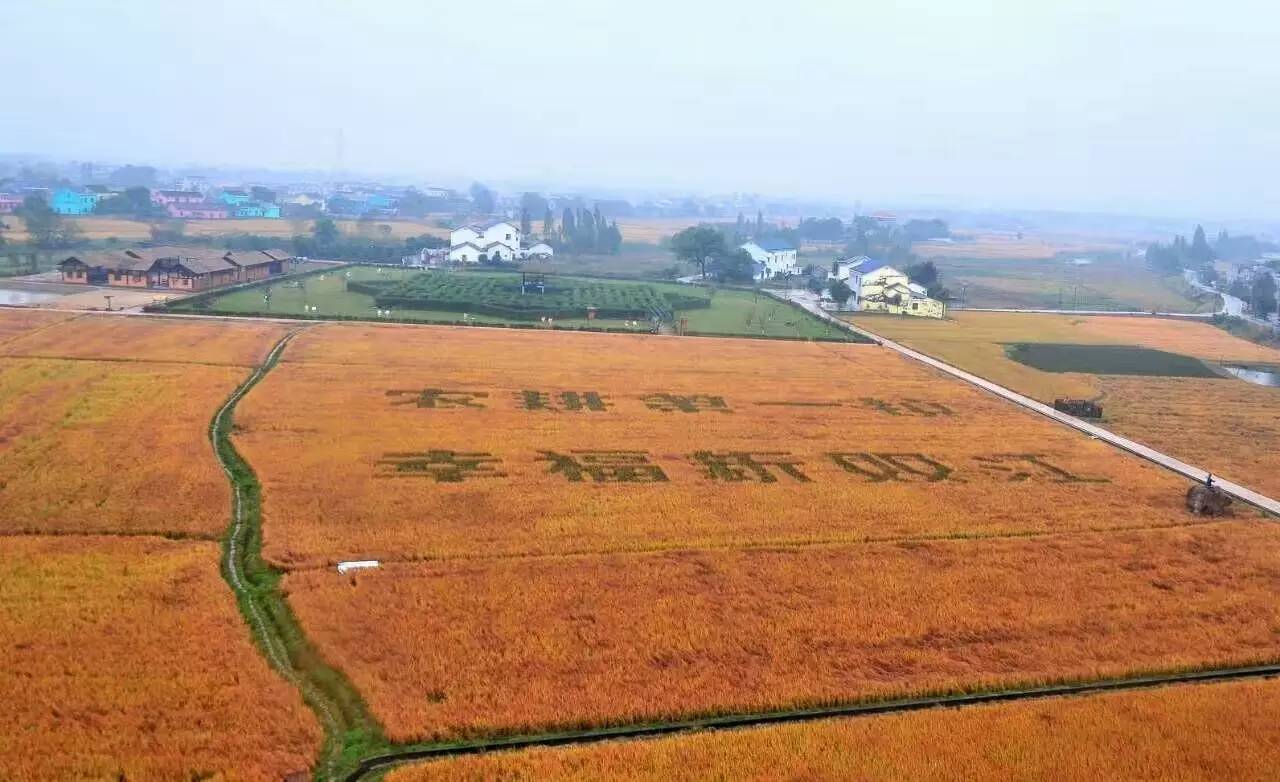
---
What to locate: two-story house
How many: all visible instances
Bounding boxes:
[740,239,799,280]
[449,221,524,262]
[854,260,946,318]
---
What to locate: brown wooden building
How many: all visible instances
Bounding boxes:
[59,247,293,292]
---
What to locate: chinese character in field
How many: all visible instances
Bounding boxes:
[538,450,669,483]
[386,388,489,409]
[642,394,733,414]
[972,453,1110,483]
[691,451,810,483]
[517,390,611,412]
[858,397,955,417]
[375,450,506,482]
[900,399,956,417]
[829,452,954,482]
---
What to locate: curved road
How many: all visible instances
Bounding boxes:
[776,290,1280,516]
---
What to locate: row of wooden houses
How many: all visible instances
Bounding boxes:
[58,247,294,291]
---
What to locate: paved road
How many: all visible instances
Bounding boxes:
[776,290,1280,516]
[951,306,1213,319]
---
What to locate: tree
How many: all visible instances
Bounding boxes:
[520,191,548,216]
[97,186,159,218]
[469,182,495,214]
[561,208,576,246]
[827,278,854,307]
[250,186,277,203]
[709,248,756,283]
[1189,225,1215,264]
[18,195,71,248]
[520,208,531,237]
[1252,272,1278,317]
[755,210,763,239]
[313,217,340,246]
[107,165,157,188]
[542,208,554,237]
[798,217,845,241]
[903,218,950,242]
[670,225,726,279]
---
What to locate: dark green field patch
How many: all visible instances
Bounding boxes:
[1005,343,1219,378]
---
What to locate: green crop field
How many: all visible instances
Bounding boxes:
[168,266,863,341]
[1005,343,1220,377]
[935,257,1219,313]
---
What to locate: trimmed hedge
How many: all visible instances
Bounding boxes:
[349,273,711,321]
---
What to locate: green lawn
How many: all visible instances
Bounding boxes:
[171,266,862,341]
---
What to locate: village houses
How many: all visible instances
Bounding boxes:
[826,257,946,318]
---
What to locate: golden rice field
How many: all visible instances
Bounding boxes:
[0,308,75,345]
[915,231,1128,260]
[236,324,1197,568]
[389,677,1280,781]
[614,217,735,244]
[1100,377,1280,498]
[287,522,1280,741]
[0,357,245,536]
[846,311,1280,495]
[0,311,293,366]
[0,536,320,781]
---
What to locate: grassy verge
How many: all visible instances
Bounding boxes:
[211,332,387,780]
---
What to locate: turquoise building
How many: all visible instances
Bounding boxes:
[51,188,100,215]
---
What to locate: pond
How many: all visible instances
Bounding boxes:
[0,287,63,306]
[1224,365,1280,387]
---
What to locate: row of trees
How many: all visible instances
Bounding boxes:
[1146,225,1216,274]
[286,218,447,261]
[669,226,755,282]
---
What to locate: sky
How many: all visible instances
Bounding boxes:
[3,0,1279,218]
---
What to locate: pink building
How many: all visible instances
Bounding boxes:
[0,194,23,213]
[167,202,230,219]
[151,190,204,207]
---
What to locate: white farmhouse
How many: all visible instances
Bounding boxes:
[740,239,798,280]
[448,221,556,263]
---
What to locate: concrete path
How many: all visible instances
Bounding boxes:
[950,306,1213,320]
[775,289,1280,516]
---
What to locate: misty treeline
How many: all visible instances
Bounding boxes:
[512,191,622,255]
[1148,224,1279,317]
[148,217,446,262]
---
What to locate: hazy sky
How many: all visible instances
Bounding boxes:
[3,1,1278,217]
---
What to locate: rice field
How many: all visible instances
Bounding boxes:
[388,677,1280,781]
[846,311,1280,495]
[0,536,321,781]
[0,311,294,536]
[0,311,294,366]
[0,357,247,536]
[287,523,1280,741]
[235,325,1196,568]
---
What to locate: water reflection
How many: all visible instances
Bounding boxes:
[1224,365,1280,387]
